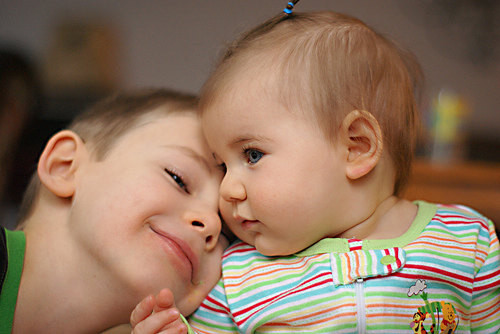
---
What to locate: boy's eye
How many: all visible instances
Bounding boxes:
[217,162,227,174]
[245,148,264,164]
[165,169,189,193]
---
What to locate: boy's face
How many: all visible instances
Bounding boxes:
[70,110,226,315]
[202,77,351,256]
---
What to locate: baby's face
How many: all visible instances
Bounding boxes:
[202,79,351,256]
[71,110,226,315]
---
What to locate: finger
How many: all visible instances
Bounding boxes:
[158,321,188,334]
[131,309,181,334]
[153,288,176,312]
[130,294,155,328]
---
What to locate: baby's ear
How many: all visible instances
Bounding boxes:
[340,110,383,180]
[37,130,86,198]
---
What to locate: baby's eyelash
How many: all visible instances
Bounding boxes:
[165,168,189,194]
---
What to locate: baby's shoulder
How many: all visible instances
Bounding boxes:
[433,203,492,226]
[427,202,496,240]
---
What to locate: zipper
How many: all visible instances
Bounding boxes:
[355,278,366,334]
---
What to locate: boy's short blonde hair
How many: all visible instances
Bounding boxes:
[200,11,423,195]
[17,88,198,226]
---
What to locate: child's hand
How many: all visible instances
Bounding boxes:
[131,288,187,334]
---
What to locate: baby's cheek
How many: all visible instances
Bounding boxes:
[219,200,232,219]
[219,204,238,235]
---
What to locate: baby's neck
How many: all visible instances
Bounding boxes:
[337,196,417,241]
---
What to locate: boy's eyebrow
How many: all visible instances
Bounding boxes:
[166,145,212,172]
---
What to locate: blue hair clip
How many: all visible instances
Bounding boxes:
[283,0,299,15]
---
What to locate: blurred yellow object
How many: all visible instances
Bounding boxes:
[429,89,470,162]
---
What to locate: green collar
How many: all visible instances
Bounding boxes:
[297,201,436,256]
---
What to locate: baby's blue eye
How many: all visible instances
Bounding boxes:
[245,149,264,164]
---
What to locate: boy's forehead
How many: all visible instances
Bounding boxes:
[114,111,199,146]
[136,106,194,124]
[103,111,222,173]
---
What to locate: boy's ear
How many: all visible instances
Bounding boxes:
[340,110,383,180]
[37,130,86,198]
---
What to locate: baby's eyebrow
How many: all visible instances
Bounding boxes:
[230,134,271,146]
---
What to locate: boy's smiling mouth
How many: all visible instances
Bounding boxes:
[149,225,199,284]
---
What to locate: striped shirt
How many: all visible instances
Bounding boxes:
[189,201,500,333]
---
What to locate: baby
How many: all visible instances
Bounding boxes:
[133,5,500,334]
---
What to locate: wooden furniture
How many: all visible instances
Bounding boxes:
[404,159,500,230]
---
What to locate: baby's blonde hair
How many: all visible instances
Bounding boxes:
[200,11,423,195]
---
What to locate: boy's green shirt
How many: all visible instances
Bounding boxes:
[0,228,26,334]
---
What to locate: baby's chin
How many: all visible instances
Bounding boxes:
[254,240,300,257]
[236,231,303,256]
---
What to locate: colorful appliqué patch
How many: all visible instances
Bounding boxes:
[407,279,460,333]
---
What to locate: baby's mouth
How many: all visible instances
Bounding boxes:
[241,219,260,230]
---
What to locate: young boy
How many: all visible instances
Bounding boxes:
[0,88,228,333]
[133,6,500,334]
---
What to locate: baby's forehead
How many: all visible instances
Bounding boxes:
[201,52,286,105]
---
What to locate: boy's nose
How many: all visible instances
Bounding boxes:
[220,173,246,202]
[187,210,221,251]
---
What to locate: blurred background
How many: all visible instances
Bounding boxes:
[1,0,499,229]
